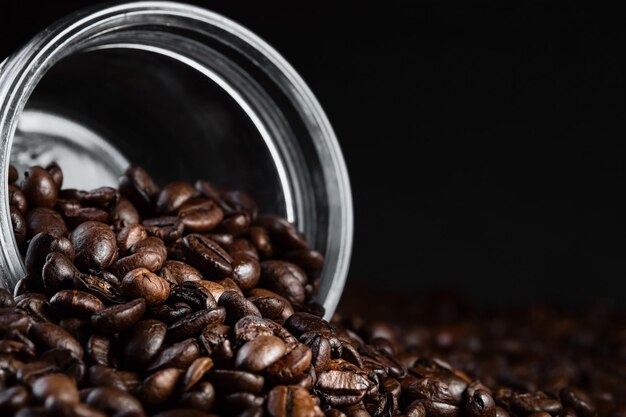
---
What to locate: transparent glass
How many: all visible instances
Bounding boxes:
[0,1,353,318]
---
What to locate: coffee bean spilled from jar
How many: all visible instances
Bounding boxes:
[0,163,623,417]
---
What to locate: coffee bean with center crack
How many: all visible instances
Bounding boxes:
[120,268,170,306]
[267,385,317,417]
[50,290,105,318]
[90,299,146,335]
[122,319,167,369]
[235,335,286,373]
[71,221,118,272]
[182,234,233,278]
[22,166,58,208]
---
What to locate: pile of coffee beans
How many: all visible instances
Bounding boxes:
[0,163,623,417]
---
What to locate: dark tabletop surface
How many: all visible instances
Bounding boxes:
[2,1,626,307]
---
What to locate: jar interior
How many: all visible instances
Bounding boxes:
[14,48,290,218]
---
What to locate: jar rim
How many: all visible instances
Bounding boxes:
[0,1,353,318]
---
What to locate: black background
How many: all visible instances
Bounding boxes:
[2,1,626,307]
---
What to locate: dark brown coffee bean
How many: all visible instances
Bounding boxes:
[167,307,226,341]
[25,232,75,277]
[118,165,159,215]
[215,277,243,296]
[227,237,259,259]
[9,184,28,214]
[267,385,316,417]
[26,207,68,239]
[466,389,496,417]
[221,392,264,414]
[138,367,183,408]
[45,161,63,190]
[123,319,167,368]
[0,288,14,308]
[120,268,170,306]
[29,322,83,358]
[86,365,131,391]
[199,323,232,359]
[283,249,324,275]
[257,214,308,250]
[110,250,166,278]
[155,181,197,214]
[67,403,108,417]
[159,260,202,285]
[230,252,261,290]
[406,360,468,405]
[22,166,58,208]
[181,357,214,392]
[8,163,18,184]
[63,207,110,230]
[267,343,313,384]
[117,224,148,252]
[261,260,307,304]
[560,388,595,417]
[218,290,261,325]
[249,226,272,258]
[406,400,427,417]
[248,293,293,323]
[233,316,274,346]
[86,335,112,366]
[146,338,200,372]
[91,298,146,334]
[41,252,79,295]
[171,281,218,311]
[71,221,118,271]
[143,216,184,243]
[182,234,233,278]
[109,197,140,230]
[221,189,258,219]
[512,392,563,416]
[66,187,119,210]
[85,386,145,416]
[13,294,53,323]
[73,273,126,304]
[285,312,333,337]
[315,360,371,407]
[32,373,79,408]
[215,211,251,235]
[204,232,235,248]
[0,385,30,413]
[235,335,286,372]
[50,290,105,318]
[40,347,85,381]
[207,369,264,394]
[178,199,224,233]
[147,302,192,325]
[10,206,26,245]
[131,236,168,258]
[179,381,215,411]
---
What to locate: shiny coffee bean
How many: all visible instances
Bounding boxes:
[156,181,197,214]
[158,260,202,285]
[85,386,145,416]
[116,223,148,252]
[267,385,317,417]
[218,290,261,325]
[178,381,215,411]
[215,211,251,235]
[249,226,273,258]
[178,199,224,233]
[63,207,110,230]
[123,319,167,369]
[230,252,261,290]
[207,369,264,394]
[182,234,233,278]
[25,232,75,277]
[120,268,170,306]
[50,290,105,318]
[142,216,184,243]
[71,221,118,271]
[235,335,286,372]
[181,357,214,391]
[45,162,63,190]
[146,338,200,372]
[118,165,160,215]
[257,214,308,250]
[90,298,146,335]
[167,307,226,341]
[108,197,140,230]
[22,166,58,208]
[25,207,68,240]
[9,184,28,214]
[260,260,307,304]
[29,322,83,359]
[10,206,26,245]
[266,343,313,384]
[138,367,183,408]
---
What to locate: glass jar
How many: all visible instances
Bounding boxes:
[0,2,353,318]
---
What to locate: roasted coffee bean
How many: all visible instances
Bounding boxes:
[218,290,261,325]
[167,307,226,341]
[123,319,167,368]
[267,385,317,417]
[261,260,307,304]
[153,410,215,417]
[230,252,261,290]
[221,189,258,219]
[221,392,264,414]
[73,274,126,304]
[466,389,496,417]
[233,316,274,345]
[67,187,119,210]
[249,226,272,258]
[181,357,214,391]
[178,199,224,233]
[50,290,105,318]
[87,365,131,391]
[85,386,145,416]
[110,250,165,278]
[8,297,44,326]
[25,232,75,277]
[283,249,325,275]
[0,288,14,308]
[41,252,79,295]
[215,211,251,235]
[29,322,83,359]
[9,184,28,214]
[138,367,183,408]
[44,162,63,190]
[146,338,200,372]
[10,206,26,245]
[90,298,146,334]
[315,360,371,407]
[8,164,18,184]
[143,216,184,243]
[120,268,170,306]
[511,392,563,416]
[22,166,58,208]
[248,293,293,323]
[227,237,259,259]
[267,343,313,384]
[86,335,112,367]
[204,232,235,248]
[147,302,192,325]
[158,260,202,285]
[192,280,225,301]
[216,277,243,296]
[171,281,218,311]
[118,165,159,215]
[182,234,233,278]
[235,335,286,372]
[179,381,216,411]
[63,207,110,230]
[108,197,140,230]
[116,224,148,252]
[285,312,333,336]
[559,389,595,417]
[207,369,264,394]
[257,214,308,250]
[156,181,197,214]
[32,373,80,408]
[25,207,67,239]
[199,323,232,358]
[71,221,118,271]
